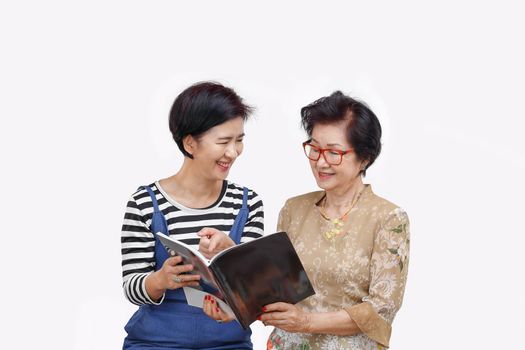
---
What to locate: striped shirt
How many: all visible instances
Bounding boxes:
[121,180,264,306]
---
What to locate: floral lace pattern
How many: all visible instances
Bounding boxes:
[267,185,409,350]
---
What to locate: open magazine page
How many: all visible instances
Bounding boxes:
[156,232,223,298]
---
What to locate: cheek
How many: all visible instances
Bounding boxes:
[343,163,361,177]
[309,161,323,178]
[195,141,215,157]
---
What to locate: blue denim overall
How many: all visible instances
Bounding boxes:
[123,186,252,350]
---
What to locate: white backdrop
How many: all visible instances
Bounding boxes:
[1,1,524,349]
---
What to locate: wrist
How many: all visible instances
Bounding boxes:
[302,312,314,333]
[146,271,166,300]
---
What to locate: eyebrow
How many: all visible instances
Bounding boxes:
[311,138,343,147]
[217,133,245,140]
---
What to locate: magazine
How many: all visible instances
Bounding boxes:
[156,231,315,329]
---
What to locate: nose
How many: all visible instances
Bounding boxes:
[224,142,239,160]
[316,151,330,168]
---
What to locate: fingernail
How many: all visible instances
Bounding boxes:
[262,307,267,312]
[211,299,215,304]
[257,316,261,320]
[216,307,219,312]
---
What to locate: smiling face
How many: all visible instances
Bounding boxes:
[308,121,366,192]
[184,116,245,181]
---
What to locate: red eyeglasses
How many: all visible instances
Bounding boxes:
[302,141,353,165]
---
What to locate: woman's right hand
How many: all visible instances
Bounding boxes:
[145,255,201,301]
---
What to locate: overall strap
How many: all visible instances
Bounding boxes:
[138,185,169,265]
[141,186,160,214]
[229,187,249,245]
[242,187,249,209]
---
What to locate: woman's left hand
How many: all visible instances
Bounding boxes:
[260,302,310,333]
[197,228,235,259]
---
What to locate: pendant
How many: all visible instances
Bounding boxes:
[323,218,346,242]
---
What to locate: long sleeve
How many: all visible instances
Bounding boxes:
[345,207,410,348]
[240,190,264,242]
[121,195,162,306]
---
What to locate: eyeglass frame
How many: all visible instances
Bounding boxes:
[302,141,354,165]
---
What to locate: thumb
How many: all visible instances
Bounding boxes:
[262,302,289,312]
[208,235,219,252]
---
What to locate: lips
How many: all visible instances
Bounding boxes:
[318,171,335,180]
[217,161,231,171]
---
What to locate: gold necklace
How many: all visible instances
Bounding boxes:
[318,186,365,242]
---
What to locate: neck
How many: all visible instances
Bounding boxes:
[162,160,224,206]
[324,177,365,212]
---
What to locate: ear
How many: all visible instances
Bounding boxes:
[360,160,369,171]
[182,135,195,156]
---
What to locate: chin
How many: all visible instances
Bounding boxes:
[315,178,335,191]
[215,170,230,181]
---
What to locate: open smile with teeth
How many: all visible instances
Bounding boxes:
[318,171,335,178]
[217,161,231,170]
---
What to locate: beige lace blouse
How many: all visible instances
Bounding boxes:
[267,185,410,350]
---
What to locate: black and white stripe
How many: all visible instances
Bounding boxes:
[121,181,264,305]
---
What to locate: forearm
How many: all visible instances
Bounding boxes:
[305,310,361,336]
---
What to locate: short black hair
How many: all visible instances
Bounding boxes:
[300,91,382,176]
[169,81,253,158]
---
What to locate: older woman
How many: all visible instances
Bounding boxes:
[261,91,410,349]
